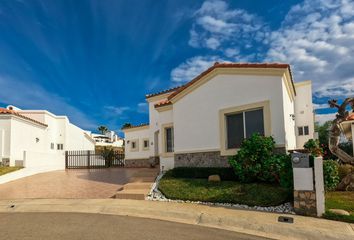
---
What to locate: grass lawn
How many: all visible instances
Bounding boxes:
[0,166,23,176]
[324,191,354,223]
[158,177,291,207]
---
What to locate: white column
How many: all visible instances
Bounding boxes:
[314,156,325,217]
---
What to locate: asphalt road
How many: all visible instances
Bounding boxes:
[0,212,269,240]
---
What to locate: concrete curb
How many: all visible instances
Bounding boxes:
[0,199,353,240]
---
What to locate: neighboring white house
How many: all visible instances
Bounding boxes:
[123,62,315,170]
[91,131,124,149]
[0,105,95,169]
[294,81,315,148]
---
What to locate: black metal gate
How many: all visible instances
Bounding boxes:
[65,150,124,169]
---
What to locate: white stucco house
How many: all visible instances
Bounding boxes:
[91,131,124,149]
[122,62,315,170]
[0,105,95,170]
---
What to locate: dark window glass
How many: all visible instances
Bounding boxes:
[144,140,149,148]
[132,142,136,149]
[304,126,309,135]
[166,127,174,152]
[226,113,244,149]
[245,109,264,138]
[298,127,304,136]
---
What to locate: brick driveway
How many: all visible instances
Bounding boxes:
[0,168,155,199]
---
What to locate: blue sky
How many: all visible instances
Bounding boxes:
[0,0,353,134]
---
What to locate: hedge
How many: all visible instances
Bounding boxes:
[164,167,237,181]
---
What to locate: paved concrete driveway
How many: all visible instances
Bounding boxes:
[0,168,156,199]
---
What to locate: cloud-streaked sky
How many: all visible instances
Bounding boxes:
[0,0,352,133]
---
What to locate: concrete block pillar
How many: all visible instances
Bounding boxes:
[292,153,325,217]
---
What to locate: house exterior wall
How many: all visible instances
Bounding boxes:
[294,81,315,149]
[173,74,287,155]
[281,77,296,150]
[157,109,174,170]
[124,127,150,160]
[0,118,11,162]
[0,109,94,168]
[9,117,47,166]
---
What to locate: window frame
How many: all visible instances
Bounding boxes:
[142,138,150,151]
[298,126,309,136]
[219,101,271,156]
[161,123,174,157]
[130,139,139,152]
[226,108,265,149]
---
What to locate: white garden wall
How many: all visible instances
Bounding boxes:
[24,151,65,169]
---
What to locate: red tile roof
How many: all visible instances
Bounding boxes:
[345,113,354,121]
[0,108,48,127]
[145,85,184,99]
[121,123,149,130]
[168,62,294,101]
[154,100,172,108]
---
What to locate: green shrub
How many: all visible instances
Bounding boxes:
[164,167,237,181]
[228,133,275,183]
[338,164,354,181]
[278,154,293,189]
[304,139,323,157]
[228,133,293,188]
[323,160,340,191]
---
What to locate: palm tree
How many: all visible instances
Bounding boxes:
[98,125,108,135]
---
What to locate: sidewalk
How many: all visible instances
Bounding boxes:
[0,199,353,240]
[0,167,62,184]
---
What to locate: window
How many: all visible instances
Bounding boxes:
[220,101,270,156]
[298,126,309,136]
[304,126,309,135]
[143,139,149,150]
[226,109,264,149]
[165,127,174,153]
[50,143,54,150]
[57,144,63,150]
[130,140,138,151]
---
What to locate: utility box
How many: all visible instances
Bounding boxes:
[291,152,310,168]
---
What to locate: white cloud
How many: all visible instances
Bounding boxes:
[173,0,354,101]
[315,113,336,124]
[170,55,226,83]
[137,102,148,114]
[189,0,266,51]
[313,103,330,110]
[0,75,97,129]
[266,0,354,98]
[104,106,130,115]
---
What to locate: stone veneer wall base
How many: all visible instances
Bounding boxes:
[174,151,230,168]
[125,159,152,168]
[293,190,317,216]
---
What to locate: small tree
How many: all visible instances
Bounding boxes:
[121,123,132,129]
[98,125,108,135]
[228,133,293,188]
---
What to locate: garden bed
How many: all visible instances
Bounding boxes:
[158,175,291,207]
[0,166,23,176]
[324,191,354,223]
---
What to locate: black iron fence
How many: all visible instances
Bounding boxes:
[65,150,124,169]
